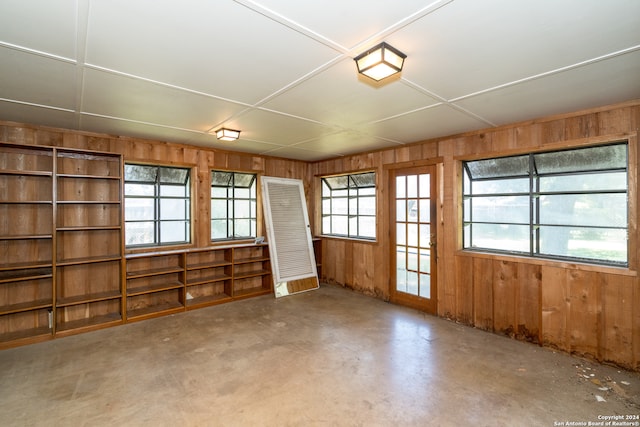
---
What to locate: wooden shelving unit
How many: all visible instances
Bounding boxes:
[0,143,54,345]
[231,244,272,299]
[54,148,124,336]
[125,243,272,319]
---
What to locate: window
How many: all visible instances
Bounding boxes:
[124,164,191,247]
[463,143,628,266]
[211,171,257,241]
[321,171,376,240]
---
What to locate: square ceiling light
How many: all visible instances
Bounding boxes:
[354,42,406,81]
[215,128,241,141]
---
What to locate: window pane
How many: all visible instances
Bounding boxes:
[470,223,530,252]
[211,219,227,240]
[349,197,358,216]
[159,168,188,184]
[125,164,157,182]
[332,198,348,215]
[471,178,529,195]
[235,187,251,199]
[234,173,255,188]
[323,175,348,190]
[419,199,430,222]
[419,248,430,273]
[211,171,232,186]
[466,155,529,179]
[396,200,406,222]
[234,219,251,237]
[396,176,406,198]
[396,223,406,245]
[125,183,154,196]
[160,221,187,243]
[359,216,376,239]
[160,198,186,220]
[322,216,330,235]
[234,200,251,218]
[419,273,430,298]
[125,199,154,221]
[359,196,375,215]
[160,184,186,197]
[211,187,227,198]
[332,215,348,235]
[539,226,627,263]
[534,143,627,174]
[470,196,529,223]
[407,223,418,247]
[419,174,430,198]
[407,175,417,198]
[125,221,154,246]
[349,216,357,236]
[350,172,375,187]
[540,172,627,192]
[211,199,227,219]
[540,194,626,227]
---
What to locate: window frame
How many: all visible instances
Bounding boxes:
[320,171,377,241]
[461,142,629,267]
[210,170,258,242]
[124,163,192,248]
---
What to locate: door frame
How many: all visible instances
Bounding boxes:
[386,159,442,314]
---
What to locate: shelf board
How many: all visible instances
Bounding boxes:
[56,290,121,307]
[56,255,121,266]
[126,281,184,296]
[0,326,52,344]
[56,226,121,232]
[126,266,184,279]
[0,267,53,284]
[186,293,231,309]
[56,200,120,205]
[186,260,232,270]
[0,234,53,240]
[234,256,270,265]
[0,262,52,274]
[0,169,52,176]
[55,313,122,334]
[234,269,271,279]
[233,286,271,299]
[56,173,121,180]
[186,274,231,286]
[126,302,184,321]
[0,200,53,205]
[0,299,53,315]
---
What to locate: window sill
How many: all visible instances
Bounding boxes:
[319,235,378,245]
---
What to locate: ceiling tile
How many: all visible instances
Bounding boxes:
[0,47,77,109]
[455,51,640,126]
[294,130,402,157]
[393,0,640,100]
[262,58,440,127]
[0,0,78,58]
[367,104,489,143]
[0,100,76,130]
[85,0,340,105]
[82,68,247,132]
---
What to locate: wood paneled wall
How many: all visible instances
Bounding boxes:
[311,100,640,371]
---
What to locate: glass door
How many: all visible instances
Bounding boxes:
[390,166,437,314]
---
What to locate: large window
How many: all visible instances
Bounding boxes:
[463,143,628,266]
[124,164,191,247]
[211,171,257,241]
[321,171,376,240]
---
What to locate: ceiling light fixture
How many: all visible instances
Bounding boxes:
[354,42,406,81]
[215,128,241,141]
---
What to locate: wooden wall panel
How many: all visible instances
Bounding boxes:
[492,260,518,337]
[454,255,473,325]
[541,266,570,351]
[601,275,634,368]
[567,270,601,359]
[472,257,493,331]
[516,264,541,343]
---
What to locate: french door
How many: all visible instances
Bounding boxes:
[390,165,437,314]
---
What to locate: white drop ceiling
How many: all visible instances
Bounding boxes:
[1,0,639,162]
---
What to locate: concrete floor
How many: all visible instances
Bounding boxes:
[1,284,638,427]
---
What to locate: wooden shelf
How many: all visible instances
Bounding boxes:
[0,169,52,177]
[126,281,184,296]
[0,234,53,240]
[0,300,53,315]
[233,286,271,299]
[186,273,231,286]
[56,173,121,180]
[0,326,52,344]
[186,293,231,308]
[186,260,232,270]
[56,226,121,232]
[234,268,270,279]
[56,291,121,307]
[126,302,184,321]
[234,255,270,265]
[55,313,122,334]
[0,263,52,274]
[56,255,121,266]
[127,266,184,279]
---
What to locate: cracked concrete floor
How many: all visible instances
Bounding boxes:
[1,284,638,426]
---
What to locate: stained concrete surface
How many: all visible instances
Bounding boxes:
[1,284,638,426]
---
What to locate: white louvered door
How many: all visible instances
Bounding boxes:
[261,177,318,297]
